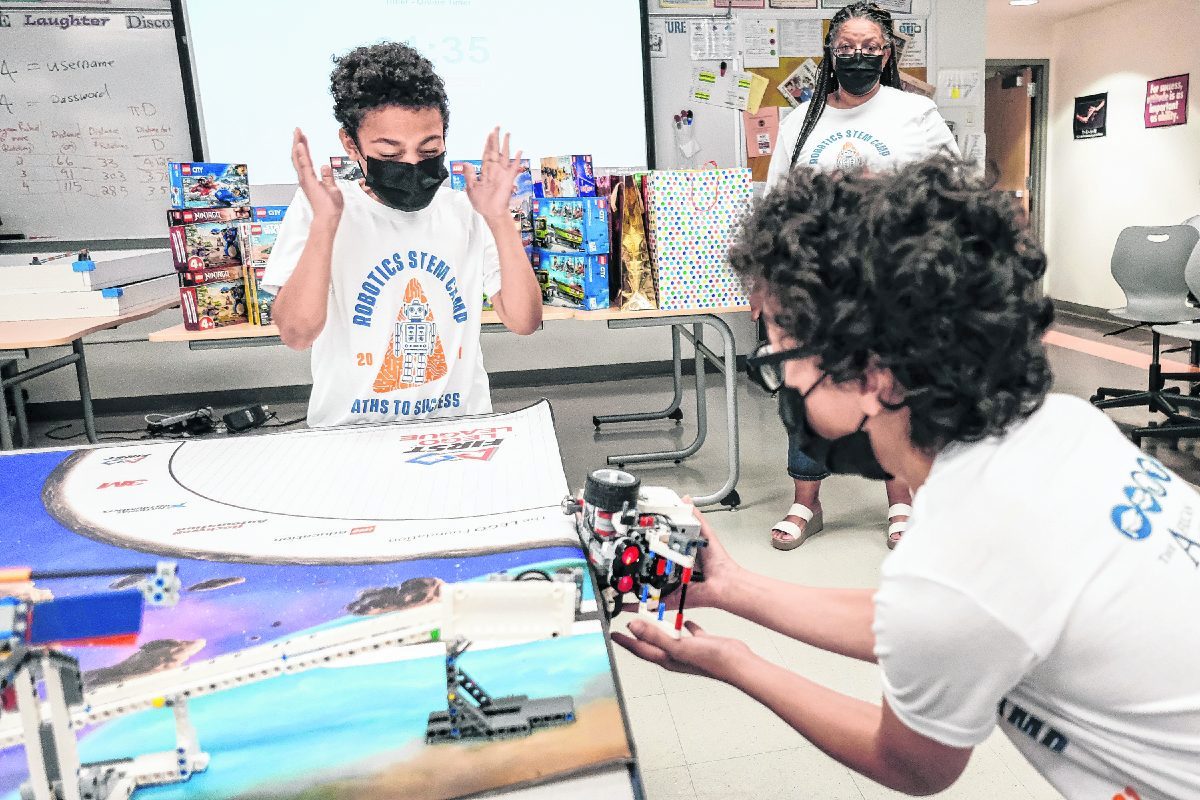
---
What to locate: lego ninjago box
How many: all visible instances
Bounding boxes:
[167,207,251,272]
[178,266,249,331]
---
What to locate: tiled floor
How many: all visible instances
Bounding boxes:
[15,312,1200,800]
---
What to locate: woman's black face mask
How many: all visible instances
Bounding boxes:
[777,378,892,482]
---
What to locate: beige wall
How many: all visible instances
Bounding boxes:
[990,0,1200,309]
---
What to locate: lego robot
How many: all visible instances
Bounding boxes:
[395,298,437,385]
[1,563,188,800]
[563,469,705,638]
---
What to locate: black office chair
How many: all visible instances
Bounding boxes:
[1130,232,1200,445]
[1091,225,1200,418]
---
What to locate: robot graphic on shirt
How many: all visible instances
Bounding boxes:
[836,141,866,171]
[395,298,438,385]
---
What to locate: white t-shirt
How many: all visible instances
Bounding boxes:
[766,86,958,186]
[873,394,1200,800]
[262,182,501,428]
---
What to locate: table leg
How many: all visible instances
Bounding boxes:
[10,362,28,448]
[0,362,12,451]
[72,339,98,445]
[593,325,685,428]
[601,315,741,508]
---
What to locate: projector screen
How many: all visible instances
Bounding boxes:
[179,0,652,184]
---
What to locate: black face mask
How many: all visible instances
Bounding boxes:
[778,373,892,481]
[834,53,885,97]
[361,152,448,212]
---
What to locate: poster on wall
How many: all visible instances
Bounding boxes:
[769,0,818,7]
[1145,74,1189,128]
[822,0,912,10]
[1074,92,1108,139]
[778,57,820,107]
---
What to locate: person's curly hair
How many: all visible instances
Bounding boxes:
[330,42,449,141]
[731,156,1054,452]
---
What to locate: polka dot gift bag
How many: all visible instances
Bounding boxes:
[645,168,752,311]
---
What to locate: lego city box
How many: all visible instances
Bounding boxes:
[248,205,288,223]
[168,162,251,209]
[534,248,609,311]
[243,265,276,326]
[167,207,251,272]
[539,155,596,198]
[450,159,535,251]
[178,266,249,331]
[532,197,610,255]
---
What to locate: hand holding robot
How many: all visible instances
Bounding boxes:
[564,468,737,639]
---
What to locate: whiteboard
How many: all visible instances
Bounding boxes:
[180,0,652,182]
[0,4,193,241]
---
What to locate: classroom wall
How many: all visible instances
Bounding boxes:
[987,0,1200,311]
[11,0,989,410]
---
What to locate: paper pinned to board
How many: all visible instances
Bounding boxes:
[690,65,757,111]
[743,107,780,157]
[691,19,737,60]
[742,18,780,68]
[746,73,770,114]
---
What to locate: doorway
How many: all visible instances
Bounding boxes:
[984,59,1049,243]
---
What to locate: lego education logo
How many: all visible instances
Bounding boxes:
[104,502,187,515]
[97,480,147,489]
[101,453,150,465]
[399,426,512,466]
[172,520,268,536]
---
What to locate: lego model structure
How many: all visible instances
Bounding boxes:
[563,469,705,637]
[0,562,186,800]
[2,567,583,798]
[425,571,582,744]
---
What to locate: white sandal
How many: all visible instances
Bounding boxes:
[771,503,824,551]
[887,503,913,550]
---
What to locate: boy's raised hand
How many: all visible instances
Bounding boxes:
[291,128,344,222]
[462,126,524,223]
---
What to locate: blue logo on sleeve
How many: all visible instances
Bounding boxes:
[1110,456,1172,540]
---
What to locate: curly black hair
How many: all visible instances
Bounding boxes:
[731,156,1054,452]
[330,42,449,141]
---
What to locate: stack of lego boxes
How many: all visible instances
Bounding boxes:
[237,205,287,326]
[165,163,285,330]
[448,159,536,311]
[532,155,609,311]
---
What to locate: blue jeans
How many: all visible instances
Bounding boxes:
[787,429,831,481]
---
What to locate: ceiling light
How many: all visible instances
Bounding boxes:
[1009,0,1039,5]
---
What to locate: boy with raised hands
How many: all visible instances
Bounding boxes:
[264,42,541,428]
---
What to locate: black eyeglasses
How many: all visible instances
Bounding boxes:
[832,44,887,58]
[745,342,809,393]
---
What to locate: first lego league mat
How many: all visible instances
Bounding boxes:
[0,402,638,800]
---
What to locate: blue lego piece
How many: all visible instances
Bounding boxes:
[71,259,96,273]
[27,590,144,645]
[101,287,125,299]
